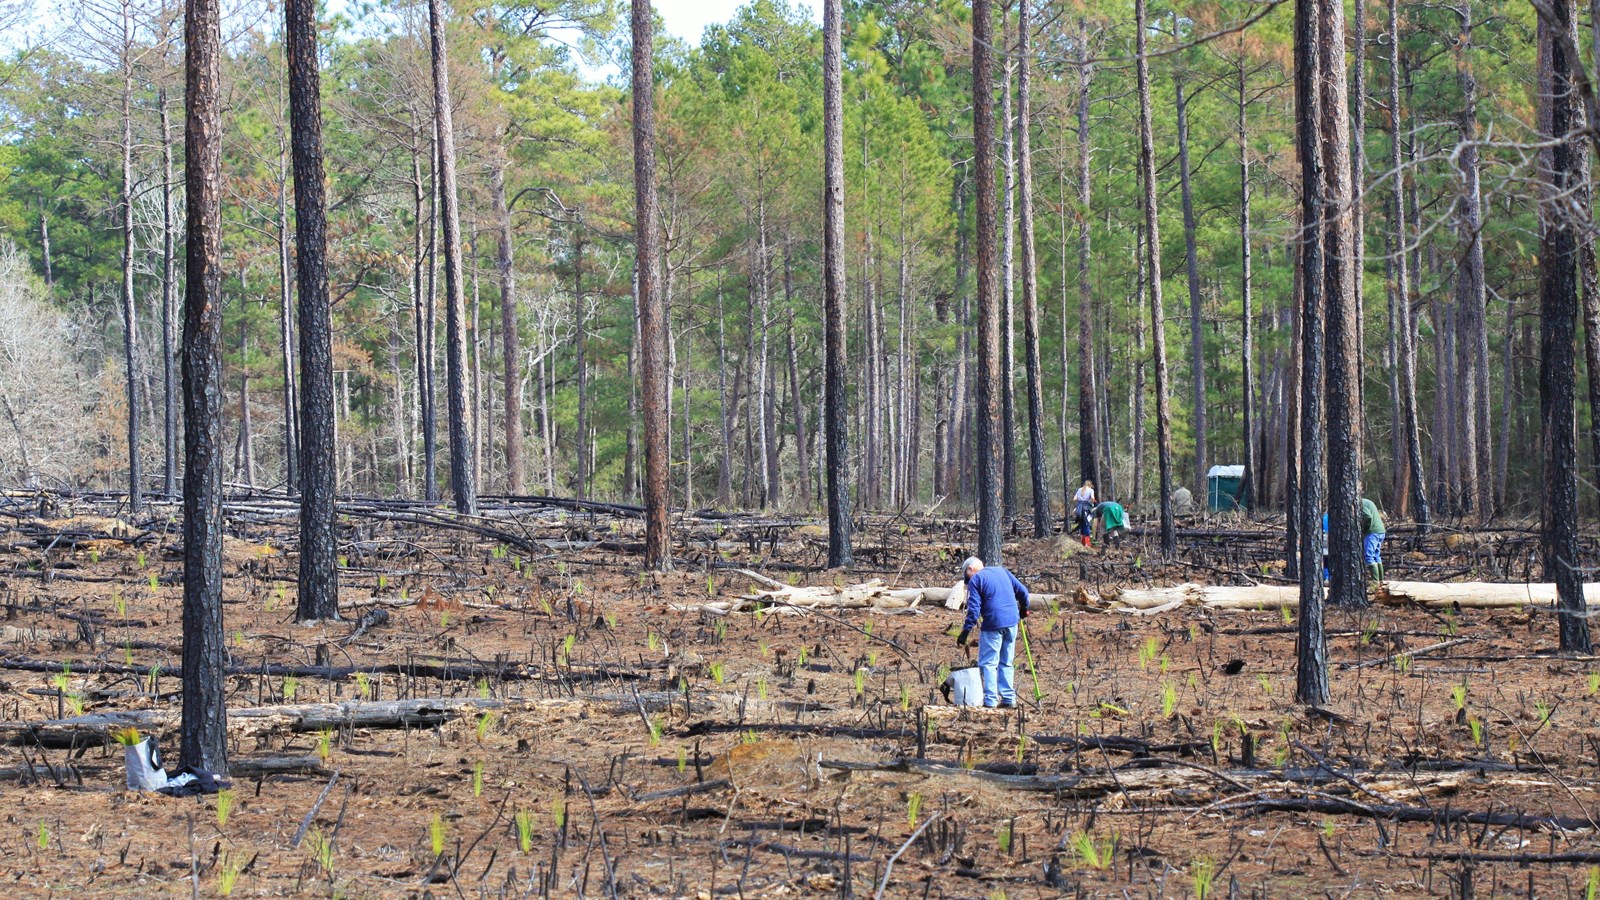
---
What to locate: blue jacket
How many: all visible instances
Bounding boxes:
[963,565,1030,632]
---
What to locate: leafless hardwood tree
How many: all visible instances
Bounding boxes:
[1134,0,1175,557]
[974,0,1004,563]
[427,0,477,515]
[181,0,228,773]
[159,85,178,499]
[823,0,852,567]
[287,0,339,621]
[634,0,671,571]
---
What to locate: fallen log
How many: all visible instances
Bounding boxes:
[1376,581,1600,609]
[1088,580,1600,613]
[0,696,588,747]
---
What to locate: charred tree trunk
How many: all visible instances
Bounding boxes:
[973,0,1004,563]
[633,0,671,570]
[1295,0,1330,702]
[1076,32,1101,496]
[1321,0,1364,610]
[427,0,477,516]
[1238,60,1257,515]
[159,89,178,499]
[573,228,589,500]
[1389,0,1429,529]
[181,0,229,773]
[287,0,340,622]
[823,0,853,567]
[493,157,522,494]
[119,4,142,513]
[1536,0,1590,653]
[1017,1,1049,538]
[1135,0,1176,557]
[1177,77,1208,496]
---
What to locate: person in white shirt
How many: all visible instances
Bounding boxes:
[1070,480,1096,547]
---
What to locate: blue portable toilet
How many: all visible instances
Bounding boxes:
[1206,465,1247,512]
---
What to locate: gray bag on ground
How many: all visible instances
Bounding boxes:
[124,735,169,792]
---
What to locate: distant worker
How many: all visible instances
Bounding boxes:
[956,557,1031,708]
[1360,497,1386,582]
[1091,500,1128,548]
[1071,480,1096,547]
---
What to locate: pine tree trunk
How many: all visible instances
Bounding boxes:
[276,115,299,494]
[1076,33,1101,496]
[1134,0,1176,557]
[1177,78,1208,497]
[159,89,178,499]
[573,229,589,500]
[1320,0,1364,610]
[633,0,671,569]
[493,158,522,494]
[1452,5,1486,518]
[1017,1,1049,537]
[181,0,229,773]
[1238,60,1257,515]
[287,0,340,621]
[973,0,1004,564]
[119,4,143,513]
[999,39,1017,523]
[427,0,476,516]
[1389,0,1429,529]
[1537,0,1590,653]
[822,0,853,566]
[1294,0,1330,704]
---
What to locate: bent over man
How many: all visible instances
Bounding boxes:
[957,557,1031,708]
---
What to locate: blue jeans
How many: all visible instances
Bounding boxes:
[977,626,1017,706]
[1364,532,1385,565]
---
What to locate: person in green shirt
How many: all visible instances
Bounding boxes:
[1090,500,1127,548]
[1360,497,1386,582]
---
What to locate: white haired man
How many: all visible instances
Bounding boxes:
[957,556,1031,708]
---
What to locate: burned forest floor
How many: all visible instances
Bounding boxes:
[3,490,1600,898]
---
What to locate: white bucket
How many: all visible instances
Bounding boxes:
[946,666,984,707]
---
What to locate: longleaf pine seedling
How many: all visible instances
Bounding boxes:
[316,728,333,763]
[1191,856,1217,900]
[853,668,866,695]
[515,811,535,853]
[1070,832,1116,870]
[355,672,371,700]
[1451,683,1468,712]
[36,822,49,851]
[709,662,726,685]
[215,788,235,828]
[476,712,495,742]
[1587,866,1600,900]
[648,716,664,746]
[216,851,245,896]
[1138,637,1159,670]
[283,676,299,701]
[996,822,1013,854]
[677,746,688,773]
[472,761,484,797]
[429,813,447,857]
[550,796,566,830]
[1161,681,1178,719]
[907,792,924,827]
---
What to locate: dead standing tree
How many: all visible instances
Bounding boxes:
[181,0,228,772]
[286,0,339,621]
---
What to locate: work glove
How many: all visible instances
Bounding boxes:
[956,628,971,647]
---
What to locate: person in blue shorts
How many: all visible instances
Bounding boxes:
[1360,497,1386,582]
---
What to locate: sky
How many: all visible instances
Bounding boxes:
[656,0,818,45]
